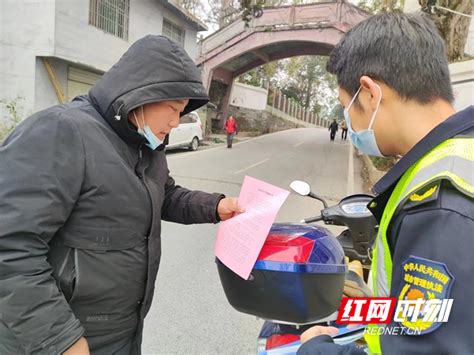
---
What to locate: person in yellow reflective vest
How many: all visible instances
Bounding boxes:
[297,12,473,355]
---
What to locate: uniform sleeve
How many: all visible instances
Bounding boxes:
[161,172,225,224]
[0,113,85,353]
[297,335,366,355]
[381,187,474,354]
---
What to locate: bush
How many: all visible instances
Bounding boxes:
[0,97,24,142]
[212,138,224,144]
[369,156,398,171]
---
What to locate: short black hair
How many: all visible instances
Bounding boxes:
[327,12,454,104]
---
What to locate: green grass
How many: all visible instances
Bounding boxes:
[0,97,24,142]
[369,156,398,171]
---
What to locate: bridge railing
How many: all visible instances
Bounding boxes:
[199,1,340,59]
[267,88,328,128]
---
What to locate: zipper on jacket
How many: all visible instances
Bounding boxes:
[135,148,144,179]
[135,144,155,308]
[141,174,155,239]
[57,248,72,280]
[135,146,154,311]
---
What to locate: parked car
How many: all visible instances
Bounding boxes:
[167,111,203,151]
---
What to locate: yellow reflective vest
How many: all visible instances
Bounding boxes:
[364,137,474,354]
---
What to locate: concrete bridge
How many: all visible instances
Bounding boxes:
[197,0,369,120]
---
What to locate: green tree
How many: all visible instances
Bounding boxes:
[328,103,344,121]
[277,56,338,116]
[357,0,405,12]
[237,61,279,87]
[355,0,472,62]
[419,0,473,62]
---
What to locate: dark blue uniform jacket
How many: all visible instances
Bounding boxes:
[298,106,474,355]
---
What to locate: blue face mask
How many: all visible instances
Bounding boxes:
[133,107,164,150]
[343,85,384,157]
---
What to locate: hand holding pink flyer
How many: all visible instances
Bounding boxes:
[215,176,290,279]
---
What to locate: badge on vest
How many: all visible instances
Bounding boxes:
[404,181,440,210]
[395,256,454,335]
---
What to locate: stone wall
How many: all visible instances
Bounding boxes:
[222,105,309,134]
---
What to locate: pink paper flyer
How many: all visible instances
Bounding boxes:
[215,176,290,279]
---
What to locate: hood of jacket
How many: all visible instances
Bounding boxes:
[89,35,209,146]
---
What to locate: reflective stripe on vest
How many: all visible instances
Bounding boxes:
[364,137,474,354]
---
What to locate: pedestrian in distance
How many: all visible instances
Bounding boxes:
[224,115,238,148]
[0,35,244,355]
[298,12,473,355]
[329,119,338,141]
[340,119,348,140]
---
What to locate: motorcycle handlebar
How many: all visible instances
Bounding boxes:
[301,215,323,223]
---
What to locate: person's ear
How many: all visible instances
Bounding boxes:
[360,76,382,112]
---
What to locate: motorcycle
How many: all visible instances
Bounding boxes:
[216,180,378,354]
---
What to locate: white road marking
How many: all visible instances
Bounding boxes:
[167,129,309,160]
[233,128,319,146]
[293,141,305,147]
[168,128,323,159]
[233,158,269,175]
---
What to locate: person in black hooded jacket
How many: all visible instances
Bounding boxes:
[329,119,338,141]
[0,35,243,355]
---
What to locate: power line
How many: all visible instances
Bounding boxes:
[435,5,473,19]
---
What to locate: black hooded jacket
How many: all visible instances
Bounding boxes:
[0,35,223,354]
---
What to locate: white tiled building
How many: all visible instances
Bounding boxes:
[0,0,207,120]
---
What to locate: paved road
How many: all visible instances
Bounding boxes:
[142,128,366,354]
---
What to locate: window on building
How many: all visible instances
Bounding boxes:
[89,0,130,40]
[162,19,185,46]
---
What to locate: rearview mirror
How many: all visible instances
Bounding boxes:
[290,180,311,196]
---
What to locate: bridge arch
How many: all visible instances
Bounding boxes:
[197,0,370,122]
